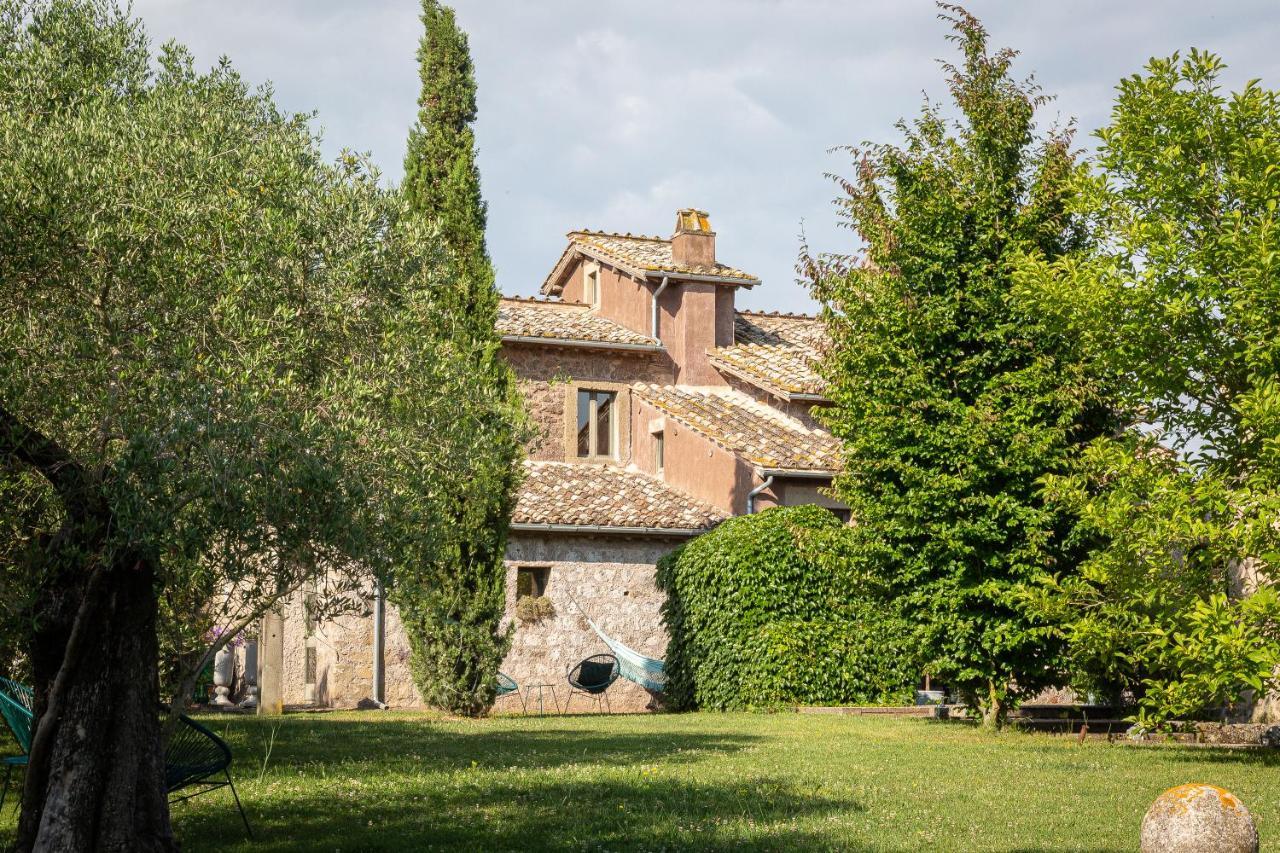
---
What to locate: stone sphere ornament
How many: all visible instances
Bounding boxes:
[1140,784,1258,853]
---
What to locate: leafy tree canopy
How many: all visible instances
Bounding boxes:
[807,4,1120,727]
[1015,50,1280,726]
[0,0,505,844]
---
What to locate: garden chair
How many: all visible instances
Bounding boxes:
[164,710,253,838]
[495,671,527,713]
[0,677,33,813]
[0,679,251,838]
[564,654,618,714]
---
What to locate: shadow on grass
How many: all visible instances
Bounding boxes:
[176,774,862,852]
[202,714,762,773]
[168,715,865,851]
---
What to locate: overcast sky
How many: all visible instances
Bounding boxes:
[131,1,1280,313]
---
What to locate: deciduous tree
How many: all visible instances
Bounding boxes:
[807,5,1119,728]
[1015,50,1280,725]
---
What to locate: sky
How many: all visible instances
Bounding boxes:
[131,0,1280,313]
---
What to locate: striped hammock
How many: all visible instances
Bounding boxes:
[585,617,667,693]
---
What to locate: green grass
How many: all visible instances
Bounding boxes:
[3,711,1279,851]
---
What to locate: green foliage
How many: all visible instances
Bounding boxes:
[806,5,1119,726]
[402,0,486,271]
[657,506,916,711]
[1015,49,1280,725]
[0,0,508,701]
[391,0,524,717]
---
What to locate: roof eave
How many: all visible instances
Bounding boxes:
[510,521,715,537]
[501,334,664,353]
[706,354,829,403]
[756,467,838,479]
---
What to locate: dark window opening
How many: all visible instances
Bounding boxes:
[516,566,550,599]
[826,507,852,524]
[576,389,616,458]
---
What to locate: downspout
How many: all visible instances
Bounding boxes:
[369,578,388,709]
[746,474,775,515]
[651,275,669,342]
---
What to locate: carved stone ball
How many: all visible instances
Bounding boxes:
[1140,784,1258,853]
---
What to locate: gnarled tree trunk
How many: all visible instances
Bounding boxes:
[2,406,175,852]
[16,540,175,853]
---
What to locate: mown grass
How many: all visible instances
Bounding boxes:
[3,710,1279,851]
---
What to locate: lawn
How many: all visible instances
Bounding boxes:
[2,711,1279,851]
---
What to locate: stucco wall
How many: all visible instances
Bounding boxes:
[632,395,757,516]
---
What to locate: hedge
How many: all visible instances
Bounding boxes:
[657,505,917,710]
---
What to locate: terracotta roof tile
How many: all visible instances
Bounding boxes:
[513,461,725,531]
[633,384,841,472]
[708,312,828,398]
[498,298,658,347]
[542,231,759,294]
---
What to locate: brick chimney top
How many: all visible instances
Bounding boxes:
[670,208,716,267]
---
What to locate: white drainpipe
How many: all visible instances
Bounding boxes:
[746,474,775,515]
[651,276,669,342]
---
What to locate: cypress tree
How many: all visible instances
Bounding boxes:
[392,0,525,716]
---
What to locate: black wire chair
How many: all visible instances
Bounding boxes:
[163,710,253,838]
[564,654,619,714]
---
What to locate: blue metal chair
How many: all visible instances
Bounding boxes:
[0,677,32,813]
[494,671,527,713]
[0,678,250,837]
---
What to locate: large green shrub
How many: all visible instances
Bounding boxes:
[657,505,916,710]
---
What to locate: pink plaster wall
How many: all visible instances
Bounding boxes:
[631,396,758,516]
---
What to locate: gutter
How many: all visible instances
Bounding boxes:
[651,276,669,341]
[746,475,775,515]
[500,334,663,353]
[757,468,837,480]
[510,522,711,538]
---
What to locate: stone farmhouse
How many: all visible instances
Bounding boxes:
[265,209,846,712]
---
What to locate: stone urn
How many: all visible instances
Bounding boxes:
[211,645,236,707]
[1140,784,1258,853]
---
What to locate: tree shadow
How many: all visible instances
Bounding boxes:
[166,715,869,851]
[176,774,863,852]
[202,714,764,774]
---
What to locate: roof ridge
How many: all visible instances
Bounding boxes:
[569,229,668,243]
[501,295,588,307]
[736,309,821,321]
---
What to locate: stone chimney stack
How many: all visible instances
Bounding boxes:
[670,208,715,267]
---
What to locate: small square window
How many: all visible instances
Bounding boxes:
[516,566,550,598]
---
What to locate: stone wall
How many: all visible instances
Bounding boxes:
[503,342,673,461]
[274,531,684,713]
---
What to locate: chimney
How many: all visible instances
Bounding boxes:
[670,208,715,267]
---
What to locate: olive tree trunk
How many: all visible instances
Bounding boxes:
[15,543,175,853]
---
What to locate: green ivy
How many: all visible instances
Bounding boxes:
[657,506,916,711]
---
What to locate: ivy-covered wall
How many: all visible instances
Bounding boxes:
[657,505,917,710]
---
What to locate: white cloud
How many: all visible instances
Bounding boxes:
[130,0,1280,312]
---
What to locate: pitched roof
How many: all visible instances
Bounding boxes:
[497,297,659,349]
[709,312,829,400]
[542,230,759,294]
[512,461,725,532]
[632,384,841,473]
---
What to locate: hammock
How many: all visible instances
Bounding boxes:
[567,592,667,692]
[586,617,667,693]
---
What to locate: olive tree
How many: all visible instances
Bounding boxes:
[0,1,505,847]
